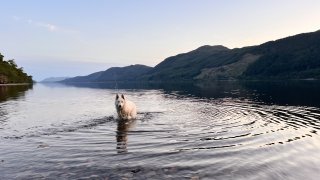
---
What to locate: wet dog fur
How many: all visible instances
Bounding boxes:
[115,94,137,120]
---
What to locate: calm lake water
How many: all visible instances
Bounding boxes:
[1,81,320,179]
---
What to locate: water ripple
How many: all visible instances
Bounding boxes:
[2,84,320,179]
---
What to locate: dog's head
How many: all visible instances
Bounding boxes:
[115,94,125,110]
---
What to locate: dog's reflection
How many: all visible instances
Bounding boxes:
[116,119,136,153]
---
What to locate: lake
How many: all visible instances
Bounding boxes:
[1,81,320,179]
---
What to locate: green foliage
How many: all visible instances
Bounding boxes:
[0,56,33,84]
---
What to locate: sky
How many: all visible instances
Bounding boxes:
[1,0,320,81]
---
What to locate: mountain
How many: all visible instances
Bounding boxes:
[62,30,320,82]
[142,45,256,81]
[63,64,152,82]
[144,30,320,81]
[0,53,33,84]
[41,77,70,83]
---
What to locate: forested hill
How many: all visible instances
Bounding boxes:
[243,30,320,79]
[143,30,320,81]
[0,53,33,84]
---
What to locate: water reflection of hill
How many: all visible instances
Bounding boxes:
[240,80,320,107]
[0,84,33,102]
[61,80,320,107]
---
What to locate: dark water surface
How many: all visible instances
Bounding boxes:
[1,81,320,179]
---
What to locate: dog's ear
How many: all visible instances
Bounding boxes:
[116,94,119,99]
[121,94,125,99]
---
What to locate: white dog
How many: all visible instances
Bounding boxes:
[115,94,137,120]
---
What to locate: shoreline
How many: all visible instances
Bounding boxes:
[0,83,33,86]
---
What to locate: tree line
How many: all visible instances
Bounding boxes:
[0,53,33,84]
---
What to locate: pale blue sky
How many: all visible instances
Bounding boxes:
[1,0,320,81]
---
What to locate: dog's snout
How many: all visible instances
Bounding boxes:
[118,105,122,108]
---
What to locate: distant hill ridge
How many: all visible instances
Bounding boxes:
[62,29,320,82]
[63,64,152,82]
[41,77,70,83]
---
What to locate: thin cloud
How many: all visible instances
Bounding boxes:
[13,16,21,21]
[36,22,57,32]
[12,16,78,34]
